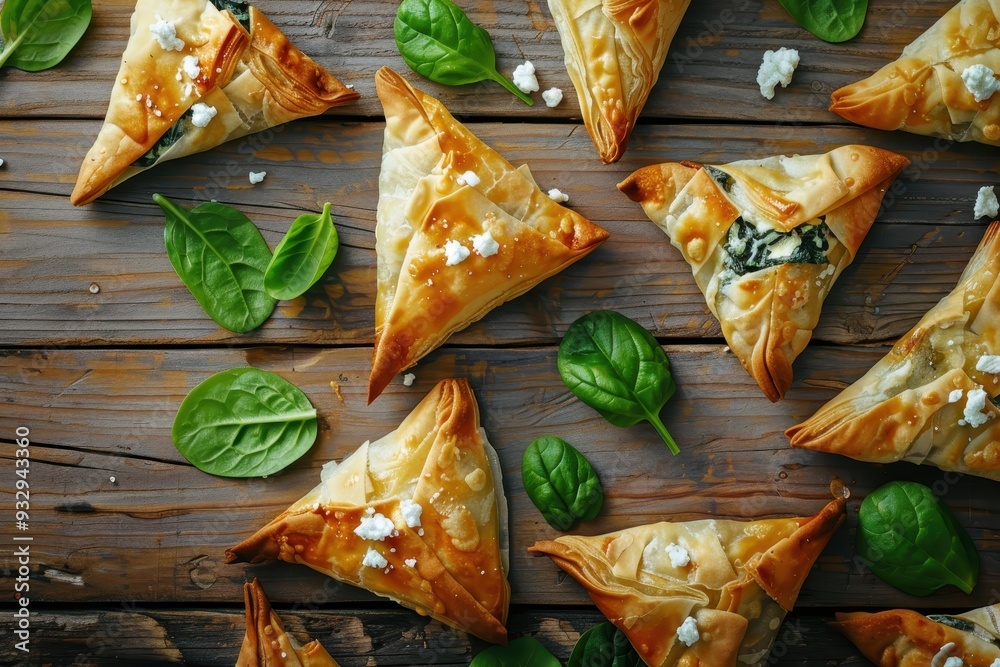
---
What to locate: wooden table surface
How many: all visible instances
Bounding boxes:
[2,0,999,665]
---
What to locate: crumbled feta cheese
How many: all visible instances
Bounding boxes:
[757,47,799,100]
[472,231,500,257]
[949,389,964,403]
[399,499,423,527]
[362,547,388,569]
[978,355,1000,373]
[962,64,1000,102]
[548,188,569,203]
[542,87,563,107]
[190,103,217,128]
[990,658,1000,667]
[404,558,417,568]
[942,658,964,667]
[354,510,395,541]
[964,388,990,428]
[181,55,201,80]
[932,644,957,667]
[512,61,539,94]
[676,616,699,647]
[456,170,480,187]
[248,171,266,185]
[665,542,690,568]
[974,186,999,220]
[403,372,416,387]
[150,15,185,51]
[444,239,471,266]
[0,157,4,167]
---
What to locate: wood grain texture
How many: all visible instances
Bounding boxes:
[3,345,999,611]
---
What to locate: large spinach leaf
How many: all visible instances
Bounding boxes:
[857,481,979,596]
[470,637,560,667]
[0,0,92,71]
[172,367,318,477]
[264,202,339,300]
[154,194,276,333]
[522,436,603,531]
[777,0,868,43]
[394,0,533,105]
[558,310,679,454]
[568,622,642,667]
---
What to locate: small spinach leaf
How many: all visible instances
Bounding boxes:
[264,202,338,300]
[857,480,979,596]
[568,622,641,667]
[394,0,533,105]
[172,367,318,478]
[522,436,603,531]
[777,0,868,43]
[470,637,560,667]
[154,194,276,333]
[0,0,92,71]
[558,310,679,454]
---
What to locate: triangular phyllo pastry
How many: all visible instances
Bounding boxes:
[832,603,1000,665]
[369,67,609,402]
[529,483,848,667]
[830,0,1000,146]
[788,222,1000,481]
[618,145,909,401]
[71,0,359,205]
[237,578,339,667]
[226,379,511,645]
[547,0,692,163]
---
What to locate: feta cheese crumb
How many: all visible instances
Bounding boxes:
[399,499,423,527]
[990,658,1000,667]
[977,355,1000,373]
[949,389,964,403]
[974,186,999,219]
[190,103,217,128]
[757,47,799,100]
[403,372,416,387]
[444,239,471,266]
[362,547,388,569]
[150,15,185,51]
[676,616,700,647]
[404,558,417,568]
[109,476,116,483]
[472,231,500,257]
[964,388,990,428]
[542,87,563,107]
[248,171,266,185]
[456,170,481,187]
[354,510,395,541]
[181,55,201,80]
[548,188,569,203]
[0,157,4,167]
[962,64,1000,102]
[942,658,964,667]
[932,643,957,667]
[665,542,690,568]
[512,61,539,94]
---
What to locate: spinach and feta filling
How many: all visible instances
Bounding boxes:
[133,109,193,167]
[927,615,1000,647]
[723,217,831,276]
[210,0,250,30]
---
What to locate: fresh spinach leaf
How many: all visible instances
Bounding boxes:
[558,310,679,454]
[857,480,979,596]
[470,637,560,667]
[172,367,318,478]
[777,0,868,43]
[0,0,92,71]
[522,436,603,532]
[264,202,338,300]
[394,0,533,105]
[154,194,276,333]
[568,622,641,667]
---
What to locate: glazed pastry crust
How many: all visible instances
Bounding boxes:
[237,578,340,667]
[788,222,1000,481]
[369,67,609,402]
[529,485,847,667]
[547,0,692,163]
[830,0,1000,145]
[619,146,909,401]
[226,379,511,645]
[71,0,359,206]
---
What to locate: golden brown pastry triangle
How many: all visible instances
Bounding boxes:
[369,67,609,402]
[788,222,1000,481]
[226,379,511,645]
[830,0,1000,145]
[619,146,909,401]
[832,603,1000,666]
[71,0,359,206]
[237,578,339,667]
[529,483,848,667]
[547,0,692,163]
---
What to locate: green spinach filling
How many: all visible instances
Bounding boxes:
[210,0,250,30]
[723,217,831,276]
[133,109,193,168]
[927,615,1000,647]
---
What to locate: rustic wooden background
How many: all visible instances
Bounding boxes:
[2,0,999,665]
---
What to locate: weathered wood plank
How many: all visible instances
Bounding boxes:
[0,0,955,126]
[0,120,994,348]
[2,345,998,610]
